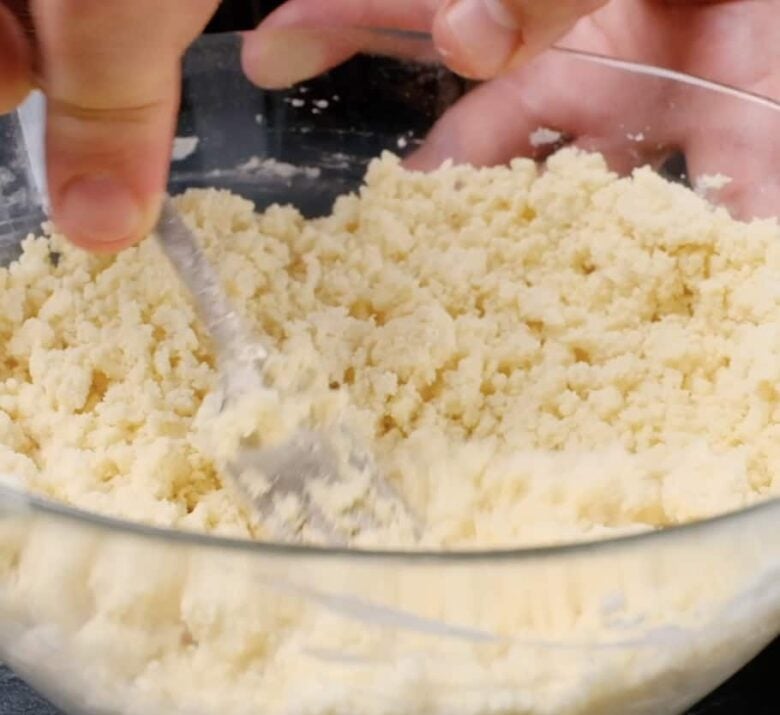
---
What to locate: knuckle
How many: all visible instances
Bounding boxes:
[47,95,170,122]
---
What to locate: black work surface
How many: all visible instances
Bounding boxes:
[2,637,779,714]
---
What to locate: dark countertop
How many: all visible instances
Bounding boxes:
[2,636,779,714]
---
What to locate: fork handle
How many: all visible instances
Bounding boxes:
[155,197,268,396]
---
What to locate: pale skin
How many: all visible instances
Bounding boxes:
[0,0,776,251]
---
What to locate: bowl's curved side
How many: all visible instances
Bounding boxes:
[1,488,780,715]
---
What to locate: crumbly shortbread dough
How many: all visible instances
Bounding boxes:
[1,149,780,714]
[2,149,780,547]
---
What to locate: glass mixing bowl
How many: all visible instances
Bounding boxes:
[1,32,780,715]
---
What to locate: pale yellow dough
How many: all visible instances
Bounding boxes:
[1,150,780,714]
[2,149,780,547]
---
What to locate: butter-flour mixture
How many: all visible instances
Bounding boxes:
[1,149,780,715]
[2,149,780,547]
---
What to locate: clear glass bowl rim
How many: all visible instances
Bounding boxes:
[3,45,780,563]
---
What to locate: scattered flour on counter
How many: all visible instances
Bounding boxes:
[235,156,321,182]
[1,149,780,715]
[171,137,199,162]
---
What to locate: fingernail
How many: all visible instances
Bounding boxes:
[243,29,329,89]
[58,174,143,248]
[444,0,521,77]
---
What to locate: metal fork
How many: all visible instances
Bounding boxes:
[155,197,414,544]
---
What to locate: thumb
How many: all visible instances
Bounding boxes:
[433,0,608,79]
[32,0,219,252]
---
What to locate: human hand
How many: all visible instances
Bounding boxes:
[0,0,615,251]
[245,0,780,219]
[0,0,220,251]
[2,1,776,253]
[242,0,608,87]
